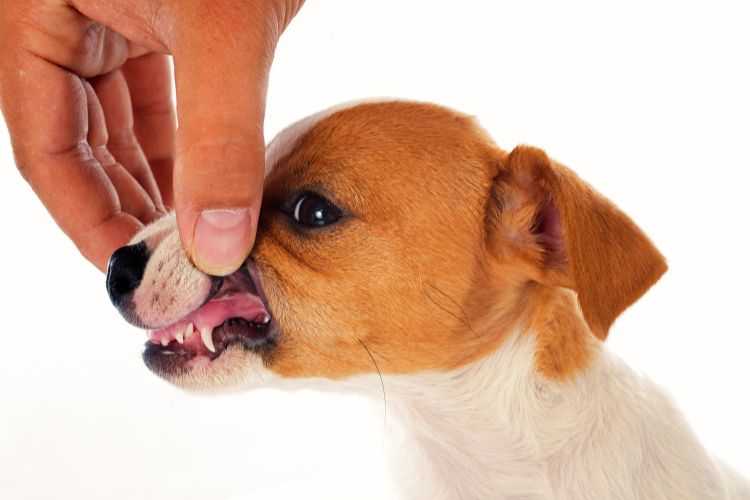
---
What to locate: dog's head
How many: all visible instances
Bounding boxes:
[106,101,666,391]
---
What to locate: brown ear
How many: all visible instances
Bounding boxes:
[491,145,667,339]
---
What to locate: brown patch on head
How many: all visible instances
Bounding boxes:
[248,102,666,381]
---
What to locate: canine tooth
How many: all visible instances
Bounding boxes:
[175,329,185,345]
[161,338,169,346]
[185,323,196,338]
[200,326,216,353]
[254,313,271,324]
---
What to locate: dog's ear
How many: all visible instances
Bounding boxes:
[487,145,667,339]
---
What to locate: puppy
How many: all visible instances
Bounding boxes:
[106,101,749,499]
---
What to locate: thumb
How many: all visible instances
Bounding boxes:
[171,2,290,276]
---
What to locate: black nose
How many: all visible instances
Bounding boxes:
[106,242,150,307]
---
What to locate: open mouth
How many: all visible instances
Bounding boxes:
[142,263,276,376]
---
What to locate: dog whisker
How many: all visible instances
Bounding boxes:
[356,338,387,427]
[421,278,480,339]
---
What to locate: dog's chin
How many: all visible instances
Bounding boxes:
[147,344,279,393]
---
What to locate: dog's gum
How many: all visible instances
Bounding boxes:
[148,292,268,345]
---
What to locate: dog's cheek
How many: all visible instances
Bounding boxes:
[251,250,404,378]
[131,232,213,326]
[260,275,442,379]
[262,327,372,379]
[252,268,375,379]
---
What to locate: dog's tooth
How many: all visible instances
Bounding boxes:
[177,323,192,344]
[200,326,216,353]
[185,323,196,339]
[254,313,271,325]
[161,337,169,347]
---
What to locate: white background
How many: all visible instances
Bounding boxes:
[1,1,749,498]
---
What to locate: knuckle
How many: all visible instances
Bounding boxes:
[107,128,141,153]
[9,4,127,77]
[131,97,173,119]
[66,21,106,73]
[92,144,117,168]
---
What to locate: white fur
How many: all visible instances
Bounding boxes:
[265,108,331,175]
[360,332,749,499]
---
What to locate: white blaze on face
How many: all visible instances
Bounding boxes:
[265,110,330,176]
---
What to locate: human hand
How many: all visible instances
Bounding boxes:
[0,0,303,275]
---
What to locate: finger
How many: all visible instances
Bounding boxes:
[90,69,166,212]
[15,1,130,77]
[121,53,176,208]
[0,1,150,270]
[83,79,162,224]
[170,2,291,276]
[0,54,142,270]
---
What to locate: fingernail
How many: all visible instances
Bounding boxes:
[192,208,254,276]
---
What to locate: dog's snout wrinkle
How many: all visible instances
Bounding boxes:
[106,242,150,308]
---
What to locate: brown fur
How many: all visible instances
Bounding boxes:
[500,146,668,340]
[246,102,666,380]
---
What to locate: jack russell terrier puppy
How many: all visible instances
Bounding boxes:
[106,101,749,499]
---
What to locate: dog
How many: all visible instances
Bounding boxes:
[105,101,749,499]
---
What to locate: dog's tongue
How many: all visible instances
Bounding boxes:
[148,292,269,348]
[191,293,268,330]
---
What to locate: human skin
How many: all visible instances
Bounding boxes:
[0,0,304,275]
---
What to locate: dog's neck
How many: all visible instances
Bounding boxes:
[372,311,722,500]
[367,286,581,498]
[380,330,559,499]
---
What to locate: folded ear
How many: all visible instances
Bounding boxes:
[488,145,667,339]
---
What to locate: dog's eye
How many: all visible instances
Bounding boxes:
[292,194,342,227]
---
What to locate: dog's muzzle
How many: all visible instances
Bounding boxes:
[106,243,277,377]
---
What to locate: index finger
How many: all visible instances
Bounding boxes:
[170,1,289,276]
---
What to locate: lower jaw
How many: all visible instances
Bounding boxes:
[142,343,198,378]
[142,336,276,379]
